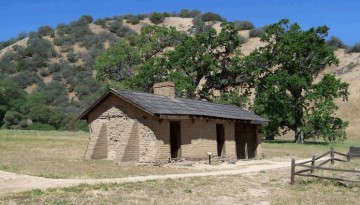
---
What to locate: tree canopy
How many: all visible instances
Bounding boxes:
[96,23,251,106]
[95,19,350,143]
[245,19,349,143]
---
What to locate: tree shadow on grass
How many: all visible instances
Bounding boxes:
[263,140,329,145]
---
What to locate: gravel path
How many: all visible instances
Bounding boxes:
[0,160,295,196]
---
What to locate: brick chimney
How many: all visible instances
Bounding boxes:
[153,82,175,99]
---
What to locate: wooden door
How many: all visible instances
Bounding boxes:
[170,121,181,159]
[216,124,225,157]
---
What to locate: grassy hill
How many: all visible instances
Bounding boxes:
[0,11,359,137]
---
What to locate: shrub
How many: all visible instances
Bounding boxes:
[38,26,55,37]
[249,28,265,38]
[116,26,135,38]
[346,42,360,53]
[137,14,147,20]
[12,71,41,88]
[149,12,165,24]
[126,16,140,25]
[179,9,201,18]
[109,21,123,33]
[17,32,28,40]
[191,16,211,34]
[234,20,254,30]
[162,12,170,17]
[26,37,57,58]
[2,111,26,129]
[326,36,347,50]
[38,82,68,106]
[56,23,70,36]
[27,122,55,131]
[0,59,17,74]
[80,47,104,67]
[53,35,75,46]
[74,120,89,131]
[77,15,94,26]
[67,52,78,63]
[94,18,107,28]
[48,63,62,74]
[201,12,225,22]
[71,26,94,42]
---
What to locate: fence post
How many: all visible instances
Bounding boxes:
[347,152,350,162]
[311,155,316,173]
[330,147,334,165]
[290,158,295,184]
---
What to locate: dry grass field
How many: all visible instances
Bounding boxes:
[0,130,360,204]
[0,130,194,179]
[1,162,359,205]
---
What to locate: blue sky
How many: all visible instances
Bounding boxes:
[0,0,359,45]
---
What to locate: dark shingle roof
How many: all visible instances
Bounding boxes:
[79,89,268,124]
[80,89,268,123]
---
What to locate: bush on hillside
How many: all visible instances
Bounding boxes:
[0,33,28,50]
[50,62,67,74]
[326,36,347,50]
[179,9,201,18]
[38,82,68,106]
[191,16,211,34]
[249,28,265,38]
[149,12,165,24]
[127,16,140,25]
[77,15,94,26]
[116,26,134,38]
[38,26,55,37]
[0,52,18,74]
[56,23,70,36]
[234,20,254,30]
[80,47,104,67]
[16,54,48,72]
[94,18,107,28]
[12,71,42,88]
[201,12,225,22]
[109,21,123,33]
[67,52,78,63]
[71,26,94,42]
[26,37,57,58]
[53,35,75,46]
[346,42,360,53]
[137,14,147,20]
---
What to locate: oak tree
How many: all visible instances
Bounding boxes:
[246,19,349,143]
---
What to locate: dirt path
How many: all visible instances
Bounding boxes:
[0,160,295,196]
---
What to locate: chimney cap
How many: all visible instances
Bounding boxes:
[153,81,175,88]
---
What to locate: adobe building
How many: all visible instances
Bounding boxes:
[79,82,268,164]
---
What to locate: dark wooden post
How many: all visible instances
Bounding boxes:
[330,147,334,165]
[311,155,316,173]
[347,152,350,162]
[290,159,295,184]
[209,155,211,165]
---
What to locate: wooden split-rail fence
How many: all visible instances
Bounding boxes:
[290,147,360,184]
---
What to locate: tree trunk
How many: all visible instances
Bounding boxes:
[293,89,304,143]
[295,127,304,143]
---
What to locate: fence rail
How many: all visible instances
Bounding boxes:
[290,147,360,184]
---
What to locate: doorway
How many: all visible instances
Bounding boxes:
[216,124,225,157]
[235,122,256,159]
[170,121,181,159]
